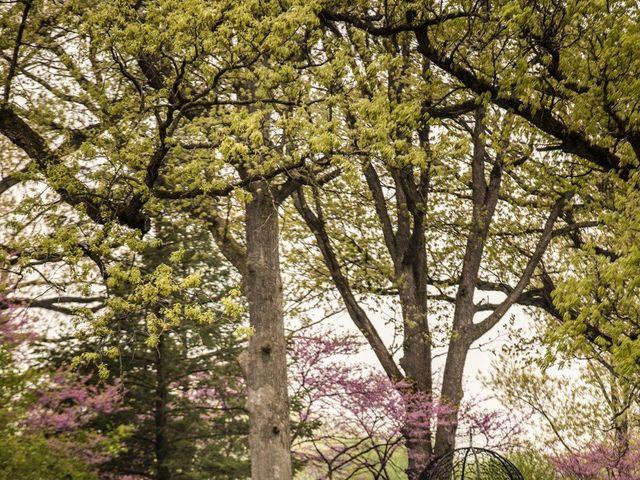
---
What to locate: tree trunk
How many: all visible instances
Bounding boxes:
[155,333,171,480]
[433,107,496,458]
[434,244,480,458]
[397,264,433,478]
[434,335,470,457]
[243,181,292,480]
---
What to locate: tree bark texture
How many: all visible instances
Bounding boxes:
[243,181,292,480]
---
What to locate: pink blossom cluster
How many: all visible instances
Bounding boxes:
[25,370,121,433]
[22,369,124,468]
[552,437,640,480]
[289,332,518,477]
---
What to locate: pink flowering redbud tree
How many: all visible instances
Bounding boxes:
[551,437,640,480]
[289,331,520,479]
[0,271,126,478]
[24,369,124,467]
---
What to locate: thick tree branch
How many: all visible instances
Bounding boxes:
[0,107,149,231]
[202,207,247,274]
[0,161,31,196]
[294,187,403,382]
[363,163,398,259]
[155,158,307,200]
[411,31,628,178]
[274,166,341,204]
[3,295,105,315]
[319,9,468,36]
[452,107,503,331]
[3,0,31,101]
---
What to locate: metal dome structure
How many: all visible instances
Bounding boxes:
[419,447,524,480]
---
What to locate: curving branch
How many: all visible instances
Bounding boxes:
[294,186,403,382]
[470,191,574,340]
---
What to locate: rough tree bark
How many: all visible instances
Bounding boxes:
[242,180,292,480]
[397,259,434,474]
[369,163,434,476]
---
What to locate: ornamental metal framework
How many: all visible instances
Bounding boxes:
[419,447,525,480]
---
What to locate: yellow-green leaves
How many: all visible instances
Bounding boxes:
[221,287,245,319]
[549,176,640,384]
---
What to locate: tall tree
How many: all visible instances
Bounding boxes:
[291,87,573,474]
[0,2,334,477]
[313,0,640,463]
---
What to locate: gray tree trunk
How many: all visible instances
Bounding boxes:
[434,335,471,457]
[397,262,433,478]
[243,181,292,480]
